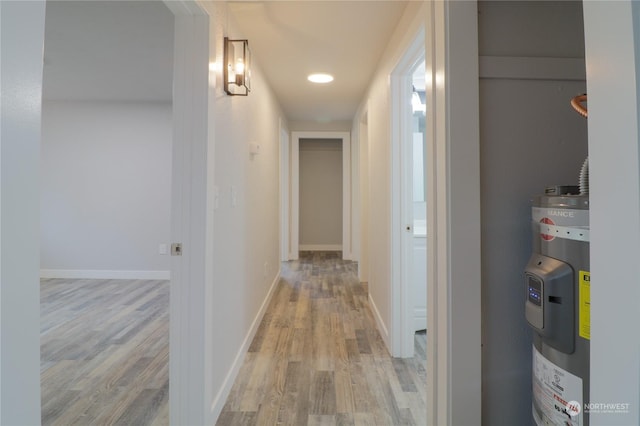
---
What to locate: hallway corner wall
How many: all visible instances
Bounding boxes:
[353,1,425,350]
[200,2,288,421]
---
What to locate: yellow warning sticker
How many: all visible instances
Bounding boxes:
[579,271,590,340]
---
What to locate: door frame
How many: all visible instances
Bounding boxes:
[2,0,211,423]
[279,119,290,261]
[0,1,47,422]
[390,28,425,358]
[356,111,370,282]
[583,2,640,422]
[163,1,213,424]
[427,2,482,424]
[289,131,351,260]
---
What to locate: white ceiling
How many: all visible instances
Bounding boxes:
[43,0,409,123]
[228,1,409,122]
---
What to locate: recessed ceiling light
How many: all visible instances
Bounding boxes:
[308,73,334,84]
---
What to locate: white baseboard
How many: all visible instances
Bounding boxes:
[342,250,354,261]
[299,244,342,251]
[414,307,427,331]
[369,293,390,350]
[40,269,170,280]
[210,271,281,420]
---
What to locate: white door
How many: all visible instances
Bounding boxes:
[390,28,425,358]
[411,62,427,332]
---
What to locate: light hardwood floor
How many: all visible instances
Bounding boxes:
[40,253,426,426]
[40,278,169,426]
[217,251,427,426]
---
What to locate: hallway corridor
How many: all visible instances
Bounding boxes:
[217,251,426,426]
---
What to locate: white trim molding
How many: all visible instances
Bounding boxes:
[279,118,290,261]
[354,110,370,283]
[40,269,170,280]
[584,2,640,424]
[1,2,47,422]
[390,25,425,359]
[427,1,482,425]
[298,244,342,251]
[166,2,212,425]
[290,131,352,261]
[290,132,300,260]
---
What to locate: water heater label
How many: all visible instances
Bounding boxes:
[579,271,591,340]
[533,345,583,425]
[532,208,590,242]
[532,207,590,226]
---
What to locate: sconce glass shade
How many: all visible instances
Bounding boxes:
[224,37,251,96]
[412,88,426,114]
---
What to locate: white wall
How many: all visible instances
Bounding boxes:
[353,1,425,349]
[199,2,287,420]
[166,8,210,423]
[478,1,587,423]
[299,139,342,249]
[584,2,640,424]
[0,1,45,423]
[40,101,172,279]
[356,3,484,421]
[356,116,369,282]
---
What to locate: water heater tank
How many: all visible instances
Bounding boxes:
[524,186,590,425]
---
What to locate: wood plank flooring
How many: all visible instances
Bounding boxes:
[40,253,426,426]
[40,278,169,426]
[217,251,427,426]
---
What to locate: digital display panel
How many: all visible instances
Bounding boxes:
[527,275,542,306]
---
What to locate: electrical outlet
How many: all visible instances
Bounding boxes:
[231,185,237,207]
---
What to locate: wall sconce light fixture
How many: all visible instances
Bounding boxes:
[224,37,251,96]
[412,86,426,114]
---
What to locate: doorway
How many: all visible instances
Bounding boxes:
[390,29,426,358]
[288,131,351,260]
[410,61,428,334]
[39,1,174,422]
[299,138,343,252]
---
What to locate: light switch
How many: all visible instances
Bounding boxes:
[249,143,261,155]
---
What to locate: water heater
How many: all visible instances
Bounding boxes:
[525,184,590,426]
